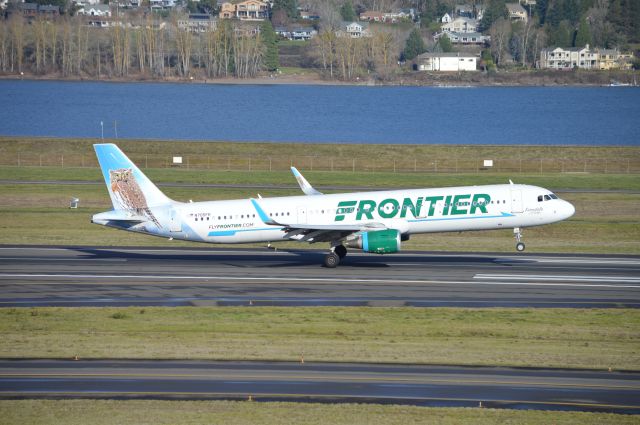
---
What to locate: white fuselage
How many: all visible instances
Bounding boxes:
[95,183,575,245]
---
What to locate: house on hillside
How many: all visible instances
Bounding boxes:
[441,17,478,33]
[337,21,370,38]
[360,11,384,22]
[435,30,489,45]
[538,44,632,70]
[539,45,599,69]
[455,4,474,18]
[219,0,269,21]
[299,10,319,20]
[178,14,218,32]
[78,4,111,16]
[506,3,527,21]
[414,52,477,71]
[441,13,452,23]
[275,26,316,40]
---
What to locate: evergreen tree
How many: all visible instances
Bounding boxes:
[272,0,298,19]
[574,16,592,47]
[340,1,356,22]
[548,19,573,47]
[261,21,279,72]
[403,28,427,61]
[438,33,453,52]
[479,0,507,32]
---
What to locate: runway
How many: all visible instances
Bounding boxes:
[1,359,638,413]
[0,246,639,308]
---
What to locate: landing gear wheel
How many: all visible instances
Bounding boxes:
[516,242,525,252]
[324,252,340,268]
[334,245,347,259]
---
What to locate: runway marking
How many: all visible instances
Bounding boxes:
[474,274,640,283]
[1,372,638,390]
[1,274,639,289]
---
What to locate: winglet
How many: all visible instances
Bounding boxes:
[291,166,323,196]
[250,198,280,225]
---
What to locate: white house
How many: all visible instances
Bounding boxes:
[415,52,477,71]
[539,44,612,70]
[337,21,370,38]
[78,4,111,16]
[435,30,489,45]
[441,13,452,23]
[441,17,478,33]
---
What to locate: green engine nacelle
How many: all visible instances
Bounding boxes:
[345,229,401,254]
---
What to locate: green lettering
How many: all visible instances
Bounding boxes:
[335,200,357,222]
[423,196,443,217]
[451,194,471,215]
[400,197,423,218]
[378,198,400,219]
[470,194,491,214]
[356,199,376,220]
[443,195,452,216]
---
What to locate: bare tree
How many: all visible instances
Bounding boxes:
[8,15,25,73]
[173,20,193,77]
[489,17,510,67]
[0,20,8,72]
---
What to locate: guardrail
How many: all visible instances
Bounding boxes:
[2,153,639,174]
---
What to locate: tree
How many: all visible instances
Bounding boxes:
[402,28,426,61]
[489,17,511,66]
[340,1,356,22]
[574,16,592,47]
[261,20,278,72]
[272,0,297,19]
[480,0,507,32]
[548,19,573,47]
[438,33,452,52]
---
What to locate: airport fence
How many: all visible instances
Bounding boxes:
[1,153,639,174]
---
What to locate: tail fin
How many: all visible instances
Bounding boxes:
[94,144,173,221]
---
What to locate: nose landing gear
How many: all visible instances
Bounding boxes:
[514,227,525,252]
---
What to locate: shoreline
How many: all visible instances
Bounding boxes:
[2,69,638,87]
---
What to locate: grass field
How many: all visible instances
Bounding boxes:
[2,307,638,370]
[1,400,637,425]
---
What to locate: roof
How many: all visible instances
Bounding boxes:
[88,4,110,10]
[506,3,526,12]
[341,21,369,29]
[39,4,60,11]
[188,13,214,20]
[416,52,476,59]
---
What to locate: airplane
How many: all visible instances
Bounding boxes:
[92,143,575,268]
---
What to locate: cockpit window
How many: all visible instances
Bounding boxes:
[549,193,558,199]
[538,195,543,202]
[544,194,551,201]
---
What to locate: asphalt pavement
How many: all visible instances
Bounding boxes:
[0,246,638,308]
[1,359,638,413]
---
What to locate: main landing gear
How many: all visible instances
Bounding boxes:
[514,227,525,252]
[324,245,347,268]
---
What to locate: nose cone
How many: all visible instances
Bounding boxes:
[561,200,575,220]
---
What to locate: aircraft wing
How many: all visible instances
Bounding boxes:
[250,198,386,243]
[291,167,323,196]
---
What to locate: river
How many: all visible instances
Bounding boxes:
[1,80,638,145]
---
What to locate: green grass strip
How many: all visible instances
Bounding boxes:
[2,307,639,370]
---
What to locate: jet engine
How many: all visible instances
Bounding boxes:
[345,229,401,254]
